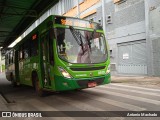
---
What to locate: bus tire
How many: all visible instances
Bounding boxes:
[34,75,45,97]
[10,74,17,87]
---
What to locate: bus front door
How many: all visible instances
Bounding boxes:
[40,33,53,89]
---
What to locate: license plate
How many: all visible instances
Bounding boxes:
[88,82,97,88]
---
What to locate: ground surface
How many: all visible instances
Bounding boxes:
[0,73,160,120]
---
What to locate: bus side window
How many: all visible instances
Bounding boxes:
[31,36,38,56]
[18,51,20,61]
[5,54,9,65]
[5,54,7,66]
[19,46,24,61]
[19,51,22,60]
[8,53,10,64]
[10,51,14,64]
[7,54,9,65]
[12,51,14,63]
[9,51,14,64]
[24,39,30,59]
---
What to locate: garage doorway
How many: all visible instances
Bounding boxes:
[117,40,147,75]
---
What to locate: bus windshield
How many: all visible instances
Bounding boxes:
[54,28,108,64]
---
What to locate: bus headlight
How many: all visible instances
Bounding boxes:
[106,65,110,74]
[58,67,72,78]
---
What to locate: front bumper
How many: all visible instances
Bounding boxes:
[54,73,111,91]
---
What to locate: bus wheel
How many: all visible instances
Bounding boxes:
[10,75,17,87]
[34,76,45,97]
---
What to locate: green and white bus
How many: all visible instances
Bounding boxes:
[5,15,111,96]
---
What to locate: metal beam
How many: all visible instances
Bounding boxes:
[0,0,6,20]
[0,31,10,33]
[0,35,17,38]
[0,5,37,18]
[3,0,59,48]
[0,12,37,17]
[0,4,34,10]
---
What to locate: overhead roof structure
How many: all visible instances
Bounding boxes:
[0,0,59,49]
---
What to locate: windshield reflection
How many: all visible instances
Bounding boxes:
[54,28,108,64]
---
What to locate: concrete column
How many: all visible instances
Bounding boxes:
[102,0,107,37]
[77,0,80,18]
[144,0,153,76]
[59,0,62,15]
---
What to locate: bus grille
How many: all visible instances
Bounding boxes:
[70,66,105,71]
[77,77,105,88]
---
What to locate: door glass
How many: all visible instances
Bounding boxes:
[41,34,51,87]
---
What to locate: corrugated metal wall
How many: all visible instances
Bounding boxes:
[149,1,160,76]
[117,40,147,75]
[61,0,83,13]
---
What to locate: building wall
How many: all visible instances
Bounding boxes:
[97,0,146,75]
[147,0,160,76]
[10,0,157,76]
[56,0,149,75]
[14,0,159,76]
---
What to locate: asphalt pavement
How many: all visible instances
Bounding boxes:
[111,76,160,88]
[0,72,160,120]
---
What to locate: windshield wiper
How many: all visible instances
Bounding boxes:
[69,26,84,54]
[87,21,96,52]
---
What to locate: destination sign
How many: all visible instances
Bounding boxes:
[55,16,102,30]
